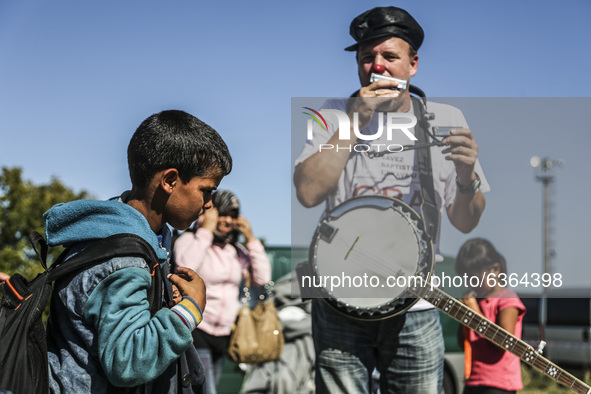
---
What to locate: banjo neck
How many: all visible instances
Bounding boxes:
[409,280,591,394]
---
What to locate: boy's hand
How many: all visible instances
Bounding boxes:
[167,267,206,311]
[169,285,182,307]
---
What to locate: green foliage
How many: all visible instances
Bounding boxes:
[0,167,91,278]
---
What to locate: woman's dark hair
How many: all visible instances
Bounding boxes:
[212,189,240,216]
[455,238,507,276]
[127,110,232,189]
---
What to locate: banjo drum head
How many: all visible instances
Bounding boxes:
[311,196,433,320]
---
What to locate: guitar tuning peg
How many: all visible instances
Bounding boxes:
[537,340,546,354]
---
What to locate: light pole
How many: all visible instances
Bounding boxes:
[530,156,563,277]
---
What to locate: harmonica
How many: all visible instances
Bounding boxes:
[432,126,457,137]
[369,73,408,91]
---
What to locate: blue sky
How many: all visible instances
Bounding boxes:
[1,1,590,288]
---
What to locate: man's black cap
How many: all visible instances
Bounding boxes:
[345,6,424,52]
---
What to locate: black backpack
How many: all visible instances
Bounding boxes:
[0,232,161,394]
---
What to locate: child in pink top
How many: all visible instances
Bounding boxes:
[456,238,526,394]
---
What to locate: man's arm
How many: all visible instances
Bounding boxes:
[447,188,486,233]
[294,130,353,207]
[442,128,486,233]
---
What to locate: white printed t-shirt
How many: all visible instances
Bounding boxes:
[295,98,490,311]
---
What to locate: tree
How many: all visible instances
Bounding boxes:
[0,167,91,279]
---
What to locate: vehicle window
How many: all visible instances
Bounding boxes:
[521,298,540,325]
[547,298,590,326]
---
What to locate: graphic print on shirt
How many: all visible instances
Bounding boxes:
[349,145,423,211]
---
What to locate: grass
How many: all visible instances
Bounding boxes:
[521,364,591,393]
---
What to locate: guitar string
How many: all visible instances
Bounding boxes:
[322,225,418,281]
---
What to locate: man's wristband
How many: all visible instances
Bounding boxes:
[456,173,481,194]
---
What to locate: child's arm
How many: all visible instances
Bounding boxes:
[84,265,204,387]
[461,296,483,316]
[497,306,520,335]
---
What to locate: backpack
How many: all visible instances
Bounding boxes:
[0,232,162,394]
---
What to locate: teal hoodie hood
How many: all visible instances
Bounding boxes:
[44,196,169,262]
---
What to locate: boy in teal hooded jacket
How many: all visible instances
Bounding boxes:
[45,110,232,393]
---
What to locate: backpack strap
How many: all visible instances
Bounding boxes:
[29,231,49,271]
[159,258,174,307]
[40,232,163,315]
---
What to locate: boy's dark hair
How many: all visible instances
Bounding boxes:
[455,237,507,276]
[127,110,233,188]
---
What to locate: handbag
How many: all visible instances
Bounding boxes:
[228,276,284,364]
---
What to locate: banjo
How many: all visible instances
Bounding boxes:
[307,195,591,394]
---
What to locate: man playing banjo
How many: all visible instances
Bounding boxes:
[294,6,489,393]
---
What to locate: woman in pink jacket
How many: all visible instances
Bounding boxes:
[174,190,271,394]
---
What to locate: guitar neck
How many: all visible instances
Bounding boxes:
[408,280,591,394]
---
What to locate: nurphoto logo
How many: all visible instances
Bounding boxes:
[303,107,418,153]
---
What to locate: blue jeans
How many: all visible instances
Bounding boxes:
[312,300,444,394]
[196,347,225,394]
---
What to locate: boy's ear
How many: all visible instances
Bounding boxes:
[160,169,180,195]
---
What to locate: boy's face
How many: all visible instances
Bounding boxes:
[166,175,223,230]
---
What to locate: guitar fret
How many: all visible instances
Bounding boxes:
[428,289,444,306]
[410,279,428,299]
[501,332,517,351]
[458,306,476,326]
[443,295,460,316]
[554,369,563,383]
[520,346,538,365]
[545,363,560,380]
[569,378,591,394]
[450,301,465,319]
[474,318,490,336]
[486,324,500,344]
[442,299,455,315]
[532,355,549,373]
[423,286,436,300]
[510,339,527,356]
[418,284,441,307]
[446,300,458,316]
[429,295,443,307]
[465,313,479,330]
[557,371,577,387]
